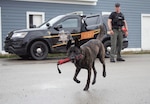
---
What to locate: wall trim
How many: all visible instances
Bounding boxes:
[102,12,111,15]
[122,48,141,52]
[15,0,98,5]
[26,11,45,29]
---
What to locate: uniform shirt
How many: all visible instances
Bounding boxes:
[109,12,125,29]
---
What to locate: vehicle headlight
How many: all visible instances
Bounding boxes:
[11,32,28,38]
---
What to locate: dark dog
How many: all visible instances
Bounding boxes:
[66,37,106,91]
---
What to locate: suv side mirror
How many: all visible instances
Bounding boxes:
[46,23,51,29]
[54,24,63,31]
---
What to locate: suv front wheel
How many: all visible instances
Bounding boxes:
[30,41,48,60]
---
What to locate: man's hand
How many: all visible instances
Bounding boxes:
[123,20,128,36]
[125,31,128,36]
[110,30,114,35]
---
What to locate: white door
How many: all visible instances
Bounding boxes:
[0,7,2,53]
[33,15,43,28]
[141,14,150,50]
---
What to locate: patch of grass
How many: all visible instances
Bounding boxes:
[0,54,18,58]
[48,53,67,58]
[0,51,149,59]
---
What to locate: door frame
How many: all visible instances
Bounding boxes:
[26,11,45,29]
[141,14,150,50]
[0,7,2,53]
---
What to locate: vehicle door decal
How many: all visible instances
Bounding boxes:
[43,29,100,48]
[80,28,100,40]
[43,33,80,38]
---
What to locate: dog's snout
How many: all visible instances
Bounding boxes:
[69,55,76,63]
[70,56,75,60]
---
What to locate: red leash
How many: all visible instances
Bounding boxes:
[57,58,71,65]
[57,54,83,74]
[57,58,70,74]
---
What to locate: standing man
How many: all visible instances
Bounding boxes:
[108,3,128,62]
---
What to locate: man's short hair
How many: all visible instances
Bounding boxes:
[115,3,120,7]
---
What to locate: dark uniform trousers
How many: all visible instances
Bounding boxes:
[110,28,123,60]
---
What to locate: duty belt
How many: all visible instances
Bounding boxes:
[113,27,122,31]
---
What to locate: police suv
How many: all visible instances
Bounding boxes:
[4,12,128,60]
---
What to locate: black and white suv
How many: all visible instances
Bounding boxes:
[4,12,128,60]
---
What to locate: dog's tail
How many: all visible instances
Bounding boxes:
[96,25,105,41]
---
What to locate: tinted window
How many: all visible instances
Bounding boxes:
[86,16,100,26]
[39,15,64,28]
[60,18,78,28]
[102,15,109,30]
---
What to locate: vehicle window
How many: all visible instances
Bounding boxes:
[39,15,65,28]
[86,16,99,26]
[102,15,109,30]
[60,18,78,28]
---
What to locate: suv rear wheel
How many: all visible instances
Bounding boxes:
[30,41,48,60]
[103,40,111,58]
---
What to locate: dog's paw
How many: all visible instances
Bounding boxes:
[76,80,80,83]
[92,80,96,85]
[73,78,81,83]
[103,72,106,78]
[83,87,89,91]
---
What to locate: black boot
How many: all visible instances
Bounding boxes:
[110,59,115,62]
[116,58,125,61]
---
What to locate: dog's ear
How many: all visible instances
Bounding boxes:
[74,38,80,48]
[66,40,72,50]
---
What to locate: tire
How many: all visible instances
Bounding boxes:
[30,41,48,60]
[103,40,111,58]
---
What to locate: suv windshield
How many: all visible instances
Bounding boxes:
[39,15,65,28]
